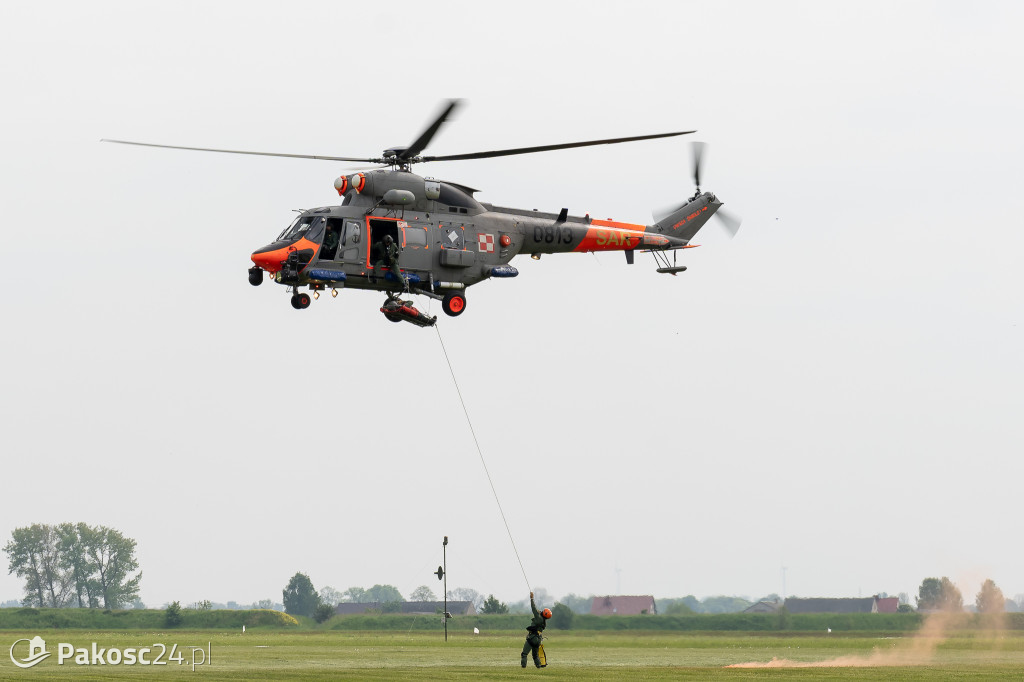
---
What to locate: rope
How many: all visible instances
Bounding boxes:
[434,325,532,593]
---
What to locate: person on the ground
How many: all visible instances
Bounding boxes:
[521,591,550,668]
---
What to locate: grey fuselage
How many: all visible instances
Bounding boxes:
[249,169,721,297]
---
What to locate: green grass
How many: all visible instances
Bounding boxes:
[2,630,1024,680]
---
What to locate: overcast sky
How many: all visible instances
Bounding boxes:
[1,1,1022,609]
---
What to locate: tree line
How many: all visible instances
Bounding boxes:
[916,576,1012,614]
[3,523,141,609]
[281,573,517,623]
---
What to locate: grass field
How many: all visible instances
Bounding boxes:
[3,629,1024,680]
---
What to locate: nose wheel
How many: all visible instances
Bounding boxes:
[290,292,311,309]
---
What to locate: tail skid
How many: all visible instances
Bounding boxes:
[650,247,690,275]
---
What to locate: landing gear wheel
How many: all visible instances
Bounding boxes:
[442,292,466,317]
[291,293,311,309]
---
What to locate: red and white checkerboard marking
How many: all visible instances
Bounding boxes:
[477,233,495,253]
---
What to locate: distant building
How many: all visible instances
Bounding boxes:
[782,595,901,614]
[783,598,877,614]
[874,597,899,613]
[333,601,476,616]
[590,595,657,616]
[743,600,782,614]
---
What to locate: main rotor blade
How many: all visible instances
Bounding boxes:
[101,139,377,163]
[399,99,462,161]
[422,130,695,162]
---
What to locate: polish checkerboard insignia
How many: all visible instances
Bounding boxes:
[478,233,495,253]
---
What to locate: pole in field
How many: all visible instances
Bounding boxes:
[435,536,450,642]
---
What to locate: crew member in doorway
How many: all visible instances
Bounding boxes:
[372,234,407,292]
[521,591,550,668]
[321,225,339,258]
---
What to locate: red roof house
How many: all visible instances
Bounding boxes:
[590,595,657,615]
[874,597,899,613]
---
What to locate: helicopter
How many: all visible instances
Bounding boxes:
[103,100,739,326]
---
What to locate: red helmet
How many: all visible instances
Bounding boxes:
[541,608,552,619]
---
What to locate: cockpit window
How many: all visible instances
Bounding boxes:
[306,217,325,242]
[278,215,315,241]
[277,216,300,240]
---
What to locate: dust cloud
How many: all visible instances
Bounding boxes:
[726,611,1006,668]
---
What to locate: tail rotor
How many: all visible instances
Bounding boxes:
[655,141,742,237]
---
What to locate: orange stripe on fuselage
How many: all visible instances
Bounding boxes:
[573,219,648,253]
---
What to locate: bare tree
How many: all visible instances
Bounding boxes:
[446,587,484,610]
[410,585,436,601]
[318,586,345,607]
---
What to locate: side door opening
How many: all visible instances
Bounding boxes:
[367,218,402,272]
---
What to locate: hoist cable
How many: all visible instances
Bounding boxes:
[434,325,532,593]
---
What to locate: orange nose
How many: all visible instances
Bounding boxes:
[251,246,288,273]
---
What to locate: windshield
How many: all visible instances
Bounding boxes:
[277,215,315,241]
